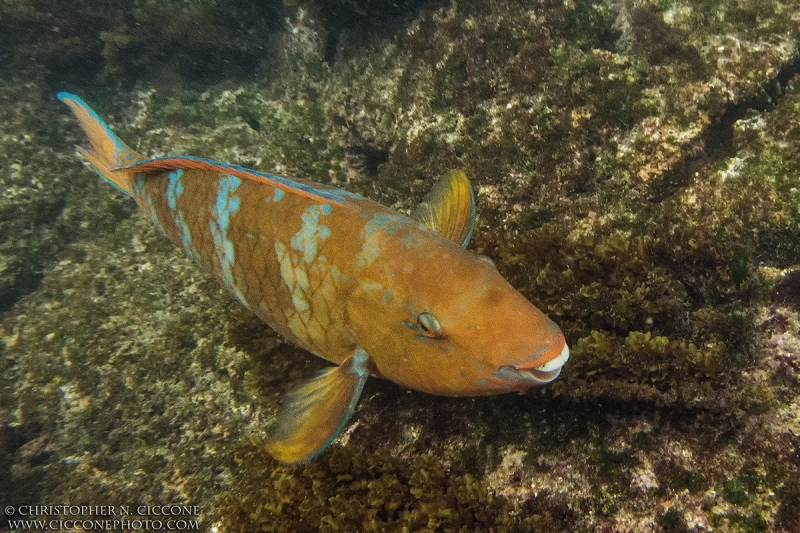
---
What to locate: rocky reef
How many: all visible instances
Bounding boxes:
[2,0,800,531]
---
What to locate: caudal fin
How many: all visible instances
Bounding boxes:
[57,92,144,196]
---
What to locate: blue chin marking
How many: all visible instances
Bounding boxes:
[492,365,561,385]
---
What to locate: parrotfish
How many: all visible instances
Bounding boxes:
[58,92,570,463]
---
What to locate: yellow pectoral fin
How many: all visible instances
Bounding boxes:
[411,169,476,248]
[267,349,370,463]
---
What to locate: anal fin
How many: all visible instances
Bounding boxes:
[267,349,370,463]
[411,169,476,248]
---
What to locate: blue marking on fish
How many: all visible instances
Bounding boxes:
[120,155,363,205]
[210,175,246,306]
[290,205,332,264]
[357,213,409,269]
[166,169,184,211]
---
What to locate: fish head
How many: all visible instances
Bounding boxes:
[347,233,569,396]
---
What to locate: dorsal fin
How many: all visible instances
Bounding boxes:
[120,156,355,207]
[412,169,476,248]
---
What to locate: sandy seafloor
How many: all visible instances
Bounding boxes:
[2,0,800,531]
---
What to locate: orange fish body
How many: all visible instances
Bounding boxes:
[59,92,569,463]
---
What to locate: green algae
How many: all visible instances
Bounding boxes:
[0,77,139,312]
[0,216,257,525]
[219,441,570,533]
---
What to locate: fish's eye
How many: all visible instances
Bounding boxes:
[416,311,445,339]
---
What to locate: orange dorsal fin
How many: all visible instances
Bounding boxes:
[411,169,476,248]
[121,156,354,207]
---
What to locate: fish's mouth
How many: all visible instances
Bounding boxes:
[493,343,570,385]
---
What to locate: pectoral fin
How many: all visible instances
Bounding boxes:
[412,169,476,248]
[267,349,370,463]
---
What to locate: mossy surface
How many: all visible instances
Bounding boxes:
[0,0,286,87]
[219,442,571,532]
[3,0,800,531]
[0,75,137,313]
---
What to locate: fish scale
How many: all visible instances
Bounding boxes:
[134,167,366,361]
[59,92,570,464]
